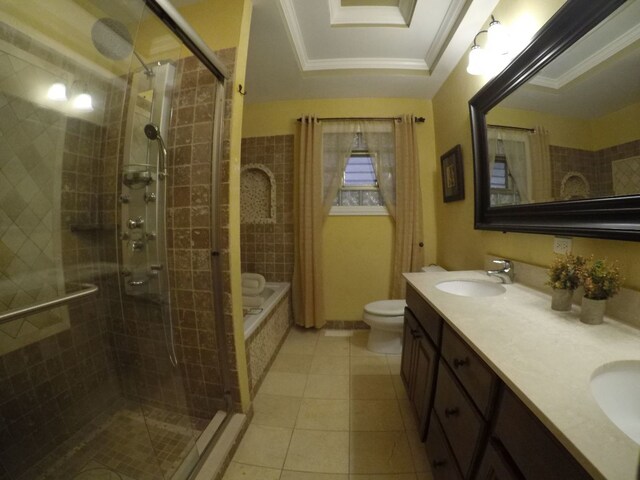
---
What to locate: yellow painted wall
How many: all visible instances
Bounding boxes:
[591,101,640,151]
[243,98,438,320]
[432,0,640,290]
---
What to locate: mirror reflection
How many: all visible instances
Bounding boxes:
[486,0,640,207]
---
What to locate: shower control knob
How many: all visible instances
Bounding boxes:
[131,240,145,251]
[144,192,156,203]
[128,216,145,229]
[120,194,130,204]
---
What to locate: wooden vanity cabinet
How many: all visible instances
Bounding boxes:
[401,284,442,439]
[486,387,592,480]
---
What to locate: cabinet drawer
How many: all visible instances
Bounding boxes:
[406,284,442,346]
[442,324,497,418]
[426,413,463,480]
[476,440,522,480]
[434,362,485,478]
[494,388,591,480]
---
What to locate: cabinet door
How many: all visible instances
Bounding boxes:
[400,309,418,393]
[426,413,463,480]
[401,308,438,439]
[476,441,522,480]
[412,329,438,438]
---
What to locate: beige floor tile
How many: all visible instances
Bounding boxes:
[260,372,308,397]
[222,461,281,480]
[350,474,418,480]
[391,375,408,400]
[297,398,349,431]
[315,337,350,356]
[397,398,419,431]
[253,393,302,428]
[304,374,350,399]
[284,429,349,473]
[281,330,321,354]
[351,375,396,399]
[310,355,350,375]
[282,471,349,480]
[232,424,292,469]
[350,431,415,474]
[271,353,314,374]
[350,399,404,431]
[386,355,402,375]
[406,428,431,473]
[350,332,383,356]
[351,356,391,375]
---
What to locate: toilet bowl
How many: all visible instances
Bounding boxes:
[363,300,406,354]
[363,266,447,354]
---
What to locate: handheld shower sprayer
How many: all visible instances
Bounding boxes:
[144,123,168,179]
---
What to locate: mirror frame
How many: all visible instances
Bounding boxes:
[469,0,640,241]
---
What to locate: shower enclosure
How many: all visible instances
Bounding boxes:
[0,1,235,479]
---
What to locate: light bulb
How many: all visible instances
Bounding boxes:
[466,45,486,76]
[73,93,93,111]
[487,18,509,55]
[47,82,67,101]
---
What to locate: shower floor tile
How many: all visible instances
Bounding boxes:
[23,400,205,480]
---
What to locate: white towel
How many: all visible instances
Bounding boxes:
[242,272,265,296]
[421,264,447,273]
[243,295,264,308]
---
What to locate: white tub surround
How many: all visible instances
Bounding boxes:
[404,270,640,480]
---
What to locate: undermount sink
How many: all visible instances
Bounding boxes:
[435,279,506,297]
[590,360,640,444]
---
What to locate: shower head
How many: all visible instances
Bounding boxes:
[91,18,154,76]
[144,123,168,179]
[144,123,161,141]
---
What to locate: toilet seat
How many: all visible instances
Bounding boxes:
[364,299,406,317]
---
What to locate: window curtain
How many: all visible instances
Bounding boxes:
[322,121,360,213]
[389,115,424,298]
[359,120,396,216]
[529,126,552,202]
[497,129,531,203]
[292,116,325,328]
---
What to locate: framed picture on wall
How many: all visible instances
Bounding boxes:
[441,144,464,202]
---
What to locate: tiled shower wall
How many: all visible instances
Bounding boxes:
[550,139,640,199]
[240,135,294,282]
[0,22,120,476]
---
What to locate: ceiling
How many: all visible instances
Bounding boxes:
[499,0,640,119]
[244,0,500,103]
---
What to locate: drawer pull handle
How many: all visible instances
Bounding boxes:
[453,357,469,368]
[410,329,422,339]
[444,407,459,418]
[432,459,447,468]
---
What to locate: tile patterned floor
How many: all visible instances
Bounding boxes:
[223,328,434,480]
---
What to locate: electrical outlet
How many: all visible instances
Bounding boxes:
[553,237,572,254]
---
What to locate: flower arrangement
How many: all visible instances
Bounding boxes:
[546,254,587,290]
[582,257,622,300]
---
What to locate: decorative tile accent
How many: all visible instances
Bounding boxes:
[240,164,276,224]
[245,293,293,396]
[612,156,640,195]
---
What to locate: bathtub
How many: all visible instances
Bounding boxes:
[243,282,291,339]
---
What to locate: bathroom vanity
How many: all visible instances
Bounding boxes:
[402,271,640,480]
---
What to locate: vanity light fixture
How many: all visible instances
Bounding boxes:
[466,15,511,76]
[72,82,93,111]
[47,82,67,101]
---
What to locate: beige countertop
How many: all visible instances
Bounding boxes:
[404,270,640,480]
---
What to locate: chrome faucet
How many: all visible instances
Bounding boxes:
[487,259,514,284]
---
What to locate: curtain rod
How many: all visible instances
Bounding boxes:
[297,116,426,123]
[488,124,535,132]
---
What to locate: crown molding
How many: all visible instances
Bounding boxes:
[531,22,640,90]
[328,0,409,27]
[424,0,470,72]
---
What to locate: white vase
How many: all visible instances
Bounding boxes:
[580,297,606,325]
[551,288,573,311]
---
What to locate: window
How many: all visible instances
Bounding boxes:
[490,156,508,189]
[331,150,386,214]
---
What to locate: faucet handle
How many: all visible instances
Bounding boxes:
[492,259,512,270]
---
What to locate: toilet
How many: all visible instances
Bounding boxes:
[363,265,447,354]
[363,299,406,354]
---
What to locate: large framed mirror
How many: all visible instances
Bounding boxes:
[469,0,640,241]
